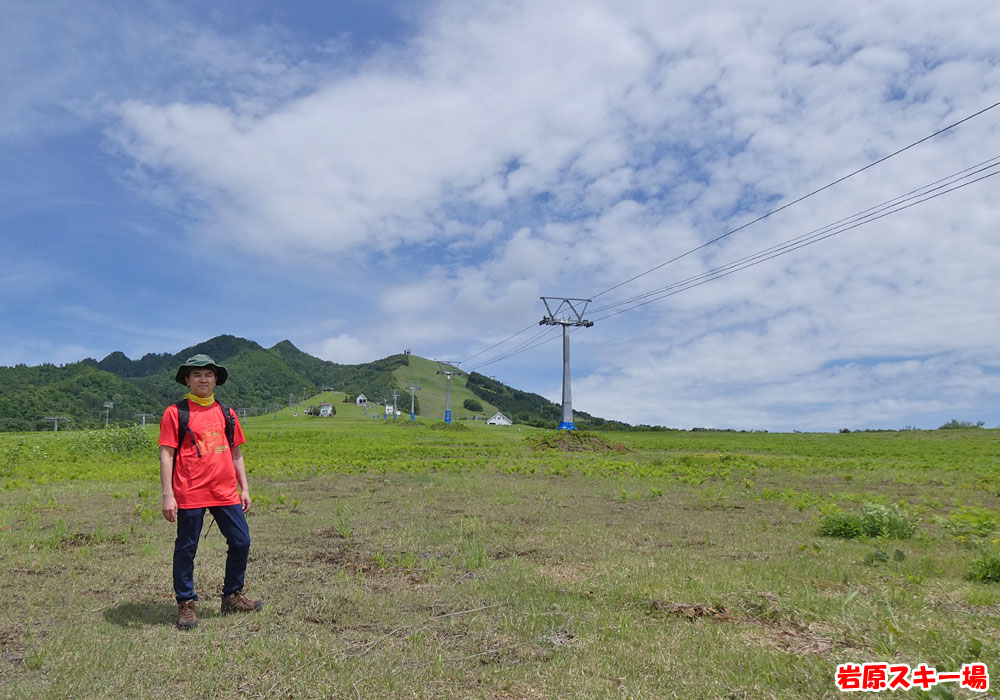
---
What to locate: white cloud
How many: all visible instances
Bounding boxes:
[8,0,1000,430]
[307,333,377,365]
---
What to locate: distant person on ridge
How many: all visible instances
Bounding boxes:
[158,354,263,630]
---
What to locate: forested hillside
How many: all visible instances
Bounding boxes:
[0,335,630,431]
[1,336,416,431]
[0,363,161,432]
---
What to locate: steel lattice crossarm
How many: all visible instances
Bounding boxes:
[42,416,70,432]
[539,297,594,327]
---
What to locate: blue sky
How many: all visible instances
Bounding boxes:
[3,0,999,431]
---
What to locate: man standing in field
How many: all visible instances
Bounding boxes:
[159,354,263,630]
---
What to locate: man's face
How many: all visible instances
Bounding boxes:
[185,368,217,398]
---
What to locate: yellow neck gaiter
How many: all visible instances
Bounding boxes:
[184,393,215,407]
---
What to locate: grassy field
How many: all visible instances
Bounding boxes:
[1,414,999,699]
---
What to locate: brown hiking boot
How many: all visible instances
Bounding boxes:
[177,600,198,630]
[221,591,263,615]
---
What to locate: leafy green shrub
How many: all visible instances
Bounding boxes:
[818,511,864,539]
[968,546,1000,583]
[1,443,27,477]
[819,503,915,539]
[939,419,985,429]
[462,398,483,412]
[859,503,916,539]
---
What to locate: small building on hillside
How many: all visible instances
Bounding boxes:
[318,403,334,417]
[356,394,367,406]
[486,412,512,426]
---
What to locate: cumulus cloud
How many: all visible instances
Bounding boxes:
[306,333,377,365]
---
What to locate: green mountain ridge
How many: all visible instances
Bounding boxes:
[0,334,629,432]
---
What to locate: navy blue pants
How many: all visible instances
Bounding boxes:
[173,504,250,602]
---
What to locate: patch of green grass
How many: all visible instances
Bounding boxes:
[818,503,916,539]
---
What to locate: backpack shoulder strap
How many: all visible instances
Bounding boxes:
[175,399,190,447]
[173,399,193,465]
[216,400,236,448]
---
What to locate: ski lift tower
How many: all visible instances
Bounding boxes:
[435,362,463,424]
[539,297,594,431]
[42,416,69,432]
[406,385,421,422]
[133,412,155,428]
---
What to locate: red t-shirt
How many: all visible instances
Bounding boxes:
[159,400,247,509]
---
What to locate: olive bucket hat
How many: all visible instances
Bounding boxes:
[175,354,229,386]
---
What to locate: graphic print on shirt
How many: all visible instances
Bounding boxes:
[159,402,246,509]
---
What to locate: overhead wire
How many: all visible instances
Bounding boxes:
[589,154,1000,315]
[590,167,1000,322]
[456,101,1000,372]
[464,156,1000,369]
[459,322,540,364]
[465,325,560,371]
[588,100,1000,301]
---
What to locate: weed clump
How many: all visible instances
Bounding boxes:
[71,425,154,455]
[941,506,999,538]
[526,431,629,453]
[818,503,915,540]
[430,422,470,431]
[968,546,1000,583]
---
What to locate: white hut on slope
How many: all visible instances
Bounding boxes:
[486,412,512,426]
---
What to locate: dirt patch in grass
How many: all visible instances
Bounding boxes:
[635,596,854,657]
[537,563,596,586]
[926,592,1000,617]
[638,599,735,622]
[489,546,544,562]
[488,683,549,699]
[746,620,840,657]
[526,431,629,453]
[59,531,130,548]
[0,627,27,667]
[278,536,435,587]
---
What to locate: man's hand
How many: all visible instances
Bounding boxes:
[162,494,178,522]
[241,491,252,514]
